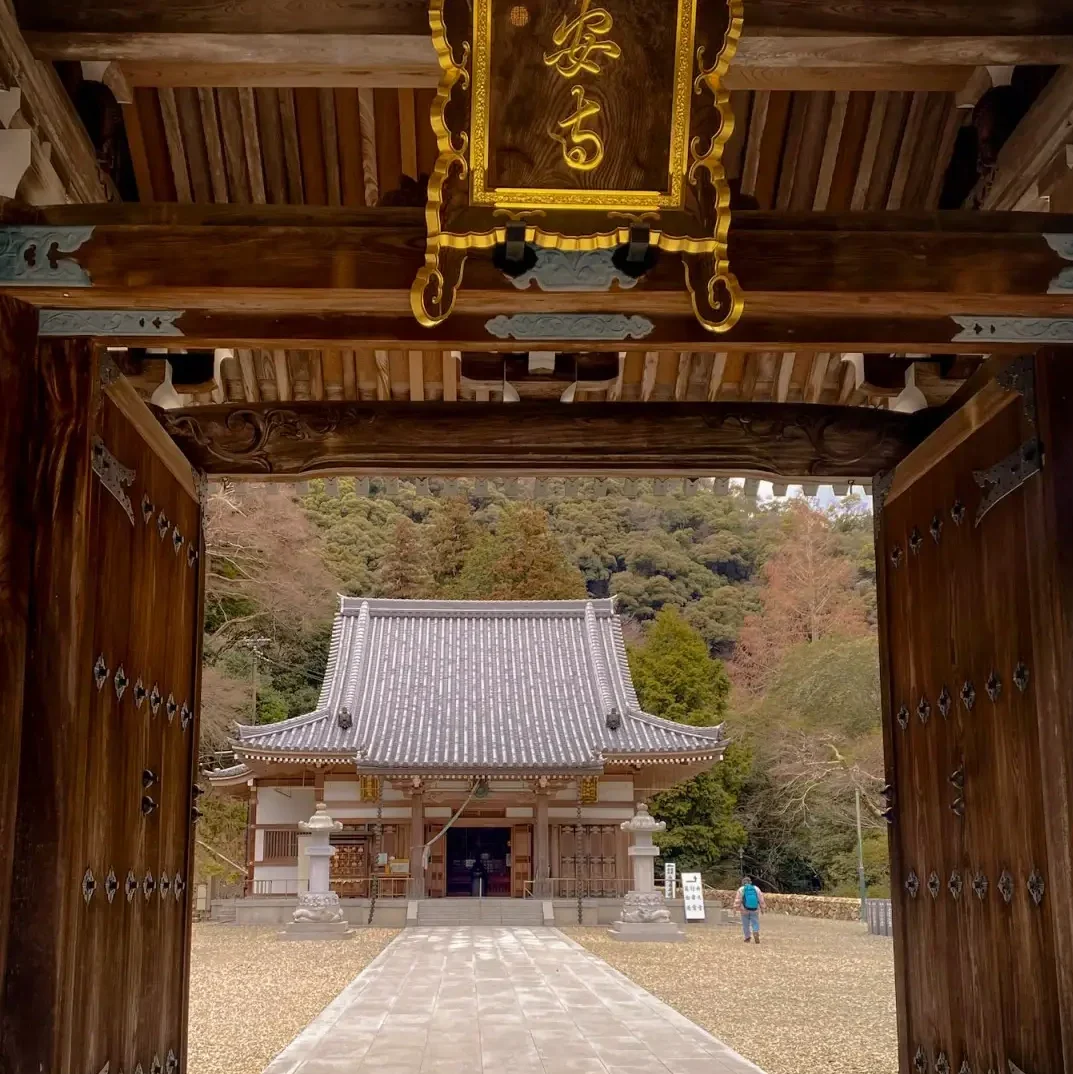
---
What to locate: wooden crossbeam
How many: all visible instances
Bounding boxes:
[22,31,1073,92]
[155,400,937,480]
[4,206,1072,349]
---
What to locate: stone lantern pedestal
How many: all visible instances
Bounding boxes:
[283,803,349,940]
[609,803,684,943]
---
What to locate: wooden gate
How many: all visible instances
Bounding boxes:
[876,353,1073,1073]
[1,342,204,1074]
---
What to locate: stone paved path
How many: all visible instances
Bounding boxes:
[262,927,764,1074]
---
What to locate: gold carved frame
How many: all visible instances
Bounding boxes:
[411,0,745,334]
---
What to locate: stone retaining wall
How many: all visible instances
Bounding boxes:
[707,889,862,921]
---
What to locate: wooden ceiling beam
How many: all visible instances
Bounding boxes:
[21,31,1073,92]
[155,400,937,481]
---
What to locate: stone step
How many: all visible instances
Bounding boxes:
[414,899,544,926]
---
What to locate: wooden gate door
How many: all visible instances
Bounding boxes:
[876,353,1073,1073]
[2,345,204,1074]
[511,825,532,898]
[425,823,445,897]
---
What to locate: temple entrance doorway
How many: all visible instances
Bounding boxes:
[445,827,512,897]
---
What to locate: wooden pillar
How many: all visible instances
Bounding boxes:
[533,788,550,898]
[410,786,425,899]
[0,297,40,1007]
[244,787,258,896]
[1,336,99,1074]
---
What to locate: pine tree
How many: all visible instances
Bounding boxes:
[375,516,433,598]
[627,607,730,726]
[453,504,587,599]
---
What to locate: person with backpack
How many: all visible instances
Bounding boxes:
[734,876,766,943]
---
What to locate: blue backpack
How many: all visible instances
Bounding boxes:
[742,883,760,910]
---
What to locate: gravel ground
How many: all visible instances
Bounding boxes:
[187,923,399,1074]
[566,915,896,1074]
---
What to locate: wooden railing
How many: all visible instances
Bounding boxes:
[523,878,633,899]
[250,876,411,897]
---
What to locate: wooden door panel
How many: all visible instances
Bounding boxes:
[511,825,531,898]
[878,358,1066,1073]
[425,823,445,897]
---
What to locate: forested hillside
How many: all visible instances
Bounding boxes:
[200,478,888,895]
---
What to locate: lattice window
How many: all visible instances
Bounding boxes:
[261,828,298,861]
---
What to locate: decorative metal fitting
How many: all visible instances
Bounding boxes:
[905,870,920,899]
[986,670,1002,702]
[93,654,109,690]
[337,706,353,730]
[936,1054,950,1074]
[882,807,895,825]
[82,868,97,904]
[114,666,129,701]
[142,493,154,524]
[958,1061,971,1074]
[125,870,138,902]
[105,868,118,903]
[930,513,943,543]
[890,545,904,568]
[141,795,157,816]
[998,870,1014,904]
[166,1050,178,1074]
[160,871,171,897]
[1028,868,1045,906]
[192,783,204,800]
[951,797,965,817]
[917,696,931,725]
[950,500,966,526]
[960,680,976,711]
[927,872,941,899]
[1013,661,1029,693]
[187,543,199,568]
[135,1064,144,1074]
[191,805,203,822]
[948,870,963,900]
[151,1054,162,1074]
[937,685,952,719]
[172,526,184,555]
[174,874,186,900]
[180,700,192,731]
[166,693,177,722]
[913,1047,928,1074]
[142,871,156,900]
[949,765,965,791]
[897,704,910,730]
[972,872,989,900]
[150,684,162,716]
[133,679,147,709]
[909,527,923,554]
[157,511,170,540]
[142,769,157,788]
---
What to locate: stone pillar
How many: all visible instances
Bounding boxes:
[534,787,550,898]
[410,784,425,899]
[284,802,347,939]
[609,803,683,942]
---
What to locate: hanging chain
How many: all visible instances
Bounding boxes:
[367,781,384,926]
[576,799,584,926]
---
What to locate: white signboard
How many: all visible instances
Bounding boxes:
[663,862,676,900]
[681,872,706,921]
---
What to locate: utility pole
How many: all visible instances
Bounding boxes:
[856,788,868,922]
[246,636,270,723]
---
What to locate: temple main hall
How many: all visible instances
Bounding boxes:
[211,597,726,906]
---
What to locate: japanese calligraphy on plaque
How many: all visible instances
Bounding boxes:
[412,0,744,336]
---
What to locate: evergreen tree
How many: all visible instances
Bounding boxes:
[375,516,433,598]
[426,497,478,594]
[627,607,730,726]
[453,504,587,599]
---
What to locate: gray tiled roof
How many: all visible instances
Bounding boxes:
[233,598,726,773]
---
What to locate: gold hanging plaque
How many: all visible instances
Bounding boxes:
[412,0,744,334]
